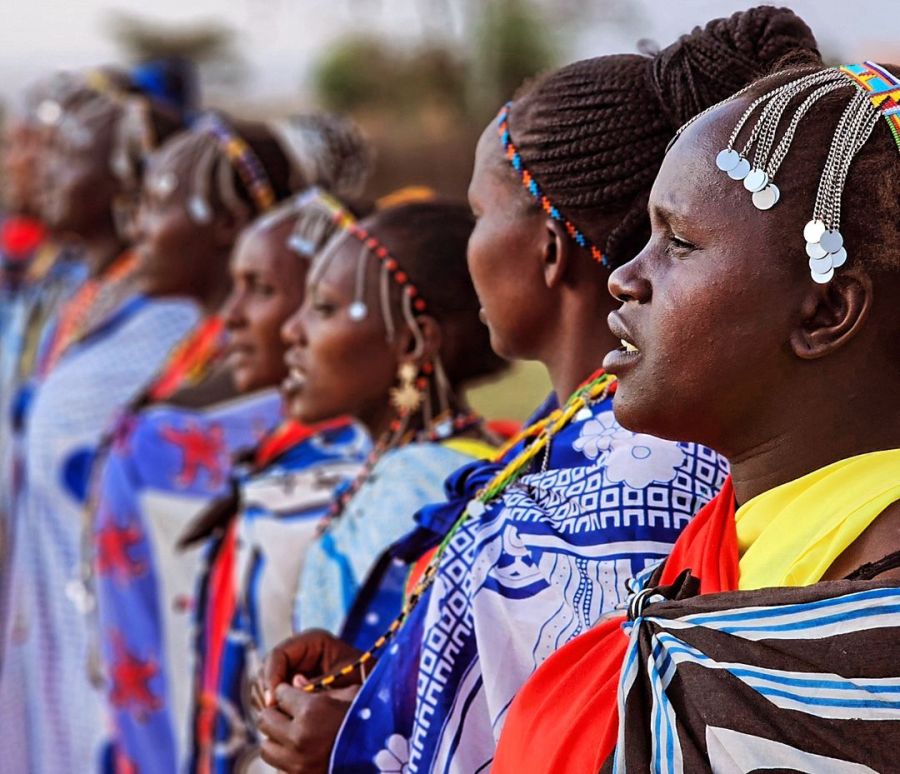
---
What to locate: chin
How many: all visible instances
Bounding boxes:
[611,387,669,439]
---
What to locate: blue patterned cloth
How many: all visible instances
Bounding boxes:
[189,421,370,773]
[332,393,729,773]
[0,294,200,774]
[92,391,284,774]
[297,441,495,637]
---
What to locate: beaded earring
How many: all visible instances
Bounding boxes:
[670,61,900,284]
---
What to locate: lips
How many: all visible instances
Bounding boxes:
[281,347,307,396]
[603,311,642,374]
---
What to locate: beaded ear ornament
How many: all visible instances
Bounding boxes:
[496,102,608,268]
[673,62,900,285]
[187,112,277,224]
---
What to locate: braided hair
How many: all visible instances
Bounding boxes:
[361,201,509,384]
[506,5,821,268]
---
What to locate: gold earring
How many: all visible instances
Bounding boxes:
[390,362,423,413]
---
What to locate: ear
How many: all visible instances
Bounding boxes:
[392,314,443,364]
[542,218,572,290]
[790,269,872,360]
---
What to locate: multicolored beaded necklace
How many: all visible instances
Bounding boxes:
[301,368,615,692]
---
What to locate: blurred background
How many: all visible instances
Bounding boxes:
[1,0,897,417]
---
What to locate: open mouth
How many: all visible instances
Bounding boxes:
[620,338,640,355]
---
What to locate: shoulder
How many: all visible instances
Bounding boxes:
[376,441,474,482]
[822,499,900,581]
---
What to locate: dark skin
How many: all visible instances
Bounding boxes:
[466,125,622,403]
[40,107,126,277]
[256,121,629,771]
[604,96,900,579]
[222,217,309,394]
[131,133,242,313]
[280,228,453,440]
[265,222,489,771]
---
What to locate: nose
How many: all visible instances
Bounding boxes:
[222,287,247,331]
[281,303,307,347]
[608,251,652,305]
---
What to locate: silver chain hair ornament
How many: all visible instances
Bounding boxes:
[667,61,900,284]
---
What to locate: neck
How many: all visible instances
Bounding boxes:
[80,226,126,278]
[726,379,900,506]
[196,273,232,315]
[542,290,619,404]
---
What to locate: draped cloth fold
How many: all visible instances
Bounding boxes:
[493,448,900,774]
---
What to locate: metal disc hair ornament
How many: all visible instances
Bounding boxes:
[671,60,900,284]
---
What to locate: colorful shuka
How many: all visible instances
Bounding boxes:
[605,576,900,774]
[492,448,900,774]
[331,374,729,773]
[93,389,284,774]
[189,419,371,773]
[296,436,497,637]
[0,292,200,774]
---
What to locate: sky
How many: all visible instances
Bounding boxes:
[0,0,897,109]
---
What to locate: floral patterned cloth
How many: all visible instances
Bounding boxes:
[332,391,729,774]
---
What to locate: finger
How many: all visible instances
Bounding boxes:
[249,677,266,712]
[292,674,310,688]
[262,648,292,706]
[259,737,304,773]
[256,705,295,747]
[274,683,314,716]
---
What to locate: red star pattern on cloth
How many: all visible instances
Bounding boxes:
[108,631,162,721]
[95,511,146,583]
[159,421,226,488]
[115,751,139,774]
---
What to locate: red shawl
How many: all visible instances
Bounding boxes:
[492,477,738,774]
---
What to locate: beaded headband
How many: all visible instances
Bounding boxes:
[254,187,355,259]
[496,102,608,268]
[309,207,453,425]
[672,61,900,285]
[187,112,277,223]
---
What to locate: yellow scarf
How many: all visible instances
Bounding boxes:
[736,448,900,589]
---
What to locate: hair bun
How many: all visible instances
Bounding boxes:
[650,5,821,128]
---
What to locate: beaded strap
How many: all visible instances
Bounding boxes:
[839,61,900,154]
[301,370,615,693]
[496,102,608,268]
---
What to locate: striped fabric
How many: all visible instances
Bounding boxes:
[606,576,900,773]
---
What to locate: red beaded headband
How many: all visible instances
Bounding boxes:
[329,214,430,316]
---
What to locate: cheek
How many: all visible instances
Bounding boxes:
[249,301,292,352]
[310,322,394,402]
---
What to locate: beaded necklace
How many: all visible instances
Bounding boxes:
[302,369,615,692]
[39,250,138,376]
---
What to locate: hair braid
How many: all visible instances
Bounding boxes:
[507,5,820,268]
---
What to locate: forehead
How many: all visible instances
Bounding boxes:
[652,96,811,244]
[147,132,201,177]
[308,230,362,289]
[470,120,535,213]
[233,217,295,271]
